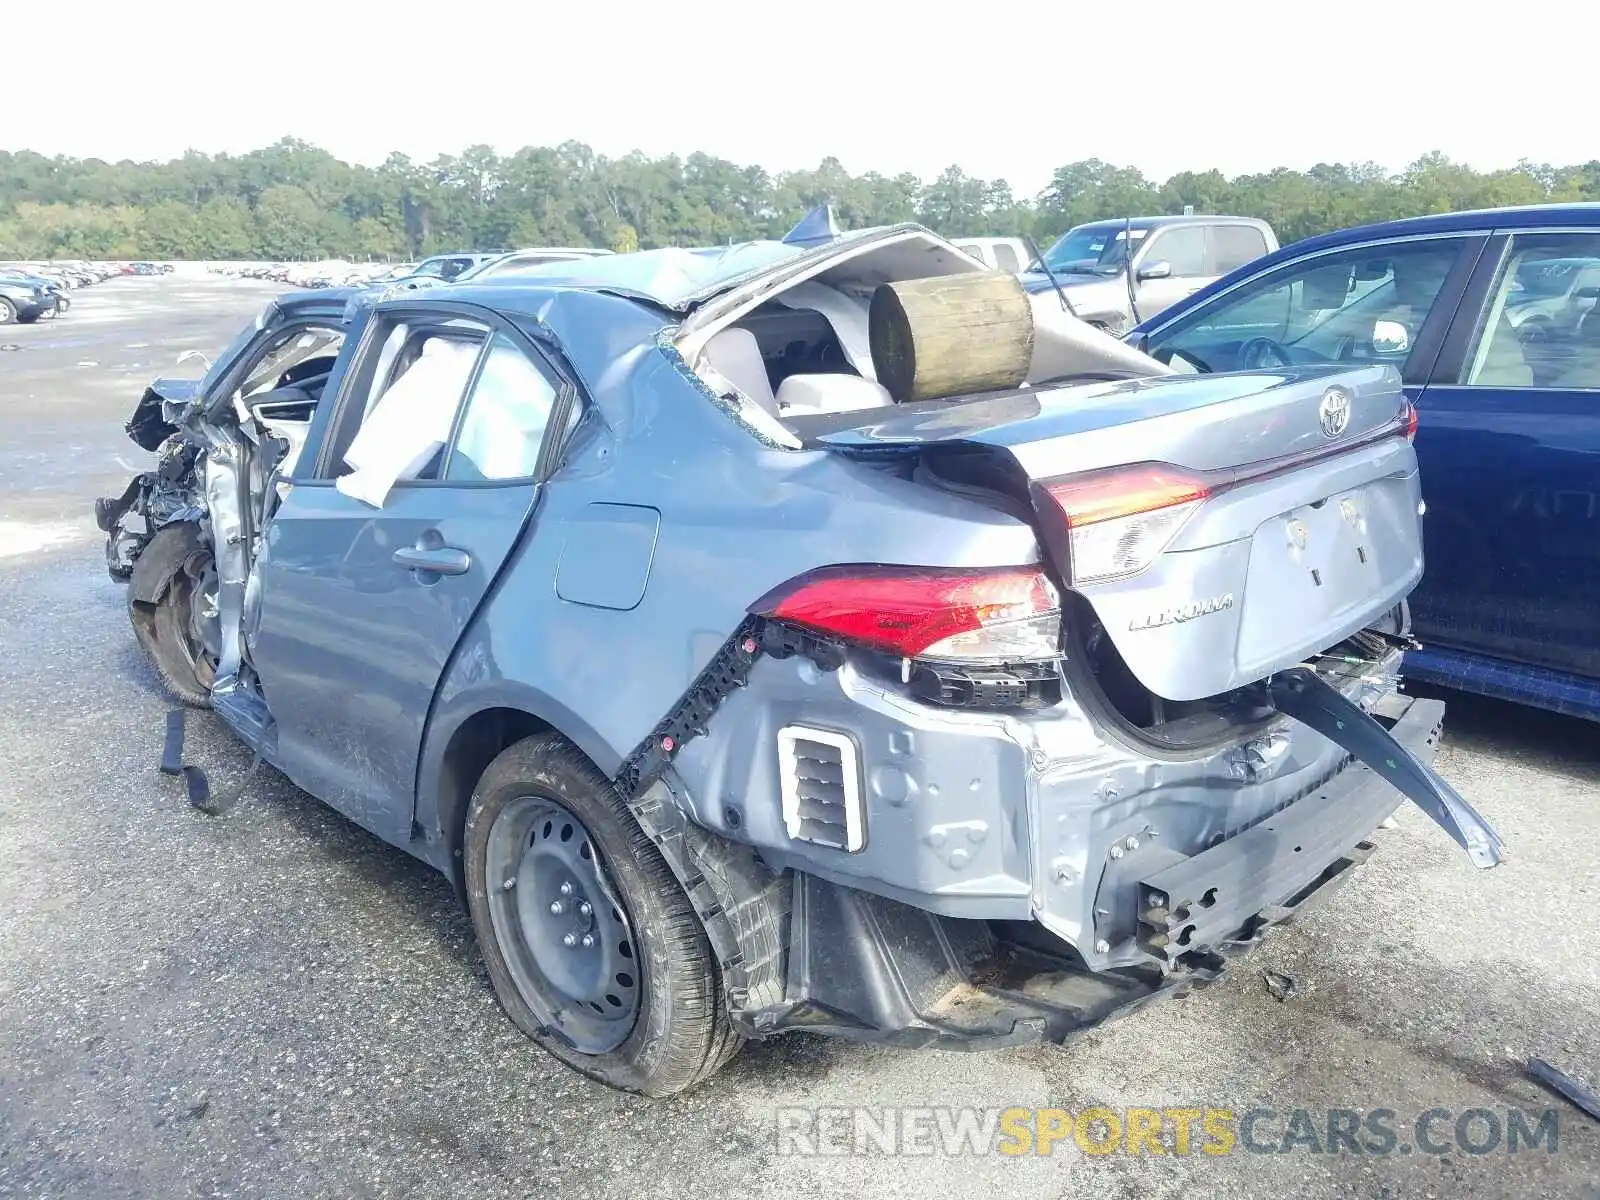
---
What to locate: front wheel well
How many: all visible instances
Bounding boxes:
[435,707,551,900]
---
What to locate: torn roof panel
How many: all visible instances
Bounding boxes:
[453,225,908,313]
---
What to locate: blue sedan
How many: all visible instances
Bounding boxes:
[1130,204,1600,720]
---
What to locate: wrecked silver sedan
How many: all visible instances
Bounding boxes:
[96,219,1501,1096]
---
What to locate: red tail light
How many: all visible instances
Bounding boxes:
[1041,464,1210,527]
[1036,463,1210,584]
[756,565,1060,662]
[1402,400,1419,442]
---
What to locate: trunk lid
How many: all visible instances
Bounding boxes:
[795,364,1421,702]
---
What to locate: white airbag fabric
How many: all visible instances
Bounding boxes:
[337,338,480,507]
[773,282,876,381]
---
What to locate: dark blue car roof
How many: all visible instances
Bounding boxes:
[1136,203,1600,334]
[1280,202,1600,255]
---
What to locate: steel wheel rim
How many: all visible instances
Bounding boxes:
[485,795,641,1053]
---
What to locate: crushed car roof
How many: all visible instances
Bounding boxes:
[457,225,909,312]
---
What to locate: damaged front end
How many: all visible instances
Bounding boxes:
[96,306,336,711]
[95,375,241,710]
[95,380,208,581]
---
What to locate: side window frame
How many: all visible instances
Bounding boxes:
[311,307,491,482]
[1140,225,1210,278]
[307,301,583,489]
[1144,233,1488,386]
[201,317,345,420]
[1207,224,1270,276]
[1440,228,1600,389]
[438,329,578,485]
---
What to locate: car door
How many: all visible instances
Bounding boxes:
[249,303,581,841]
[1407,228,1600,682]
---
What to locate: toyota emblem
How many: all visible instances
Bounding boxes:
[1318,387,1352,438]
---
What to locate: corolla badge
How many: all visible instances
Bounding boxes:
[1318,387,1352,439]
[1128,593,1235,631]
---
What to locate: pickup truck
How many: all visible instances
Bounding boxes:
[1022,214,1279,335]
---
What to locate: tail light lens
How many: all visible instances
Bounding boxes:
[1036,463,1209,584]
[1402,399,1419,441]
[756,565,1060,663]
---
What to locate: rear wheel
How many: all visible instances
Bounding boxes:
[0,298,15,325]
[463,734,742,1097]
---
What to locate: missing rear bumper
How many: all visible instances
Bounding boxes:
[737,690,1471,1047]
[1135,691,1461,964]
[737,861,1363,1048]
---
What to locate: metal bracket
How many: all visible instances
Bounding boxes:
[614,618,766,800]
[1267,666,1503,869]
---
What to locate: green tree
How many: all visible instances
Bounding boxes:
[254,183,324,259]
[192,198,258,259]
[2,138,1594,261]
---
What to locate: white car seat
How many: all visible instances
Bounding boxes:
[700,328,779,416]
[774,374,894,415]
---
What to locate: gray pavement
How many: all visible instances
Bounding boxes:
[1,276,1596,1199]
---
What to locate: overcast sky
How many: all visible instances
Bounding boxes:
[12,0,1597,197]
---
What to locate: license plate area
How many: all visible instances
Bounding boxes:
[1235,478,1420,670]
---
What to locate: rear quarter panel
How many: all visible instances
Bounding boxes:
[413,337,1041,841]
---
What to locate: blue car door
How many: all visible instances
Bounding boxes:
[1408,228,1600,686]
[249,304,580,844]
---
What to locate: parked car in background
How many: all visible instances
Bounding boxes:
[97,215,1497,1098]
[951,236,1032,273]
[453,247,615,281]
[0,269,67,316]
[1502,254,1600,339]
[2,259,122,299]
[409,251,511,282]
[1022,215,1278,335]
[0,273,58,324]
[1129,203,1600,721]
[368,262,420,283]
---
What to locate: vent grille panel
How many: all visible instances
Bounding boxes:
[777,727,865,852]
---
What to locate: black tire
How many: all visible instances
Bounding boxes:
[0,298,15,325]
[128,528,218,709]
[463,733,742,1097]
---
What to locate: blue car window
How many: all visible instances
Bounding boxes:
[1147,238,1467,374]
[444,333,565,482]
[1464,233,1600,389]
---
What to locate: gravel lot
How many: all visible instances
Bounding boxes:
[1,277,1597,1199]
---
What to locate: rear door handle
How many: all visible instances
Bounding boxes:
[393,544,471,576]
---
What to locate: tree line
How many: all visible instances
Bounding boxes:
[3,137,1599,262]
